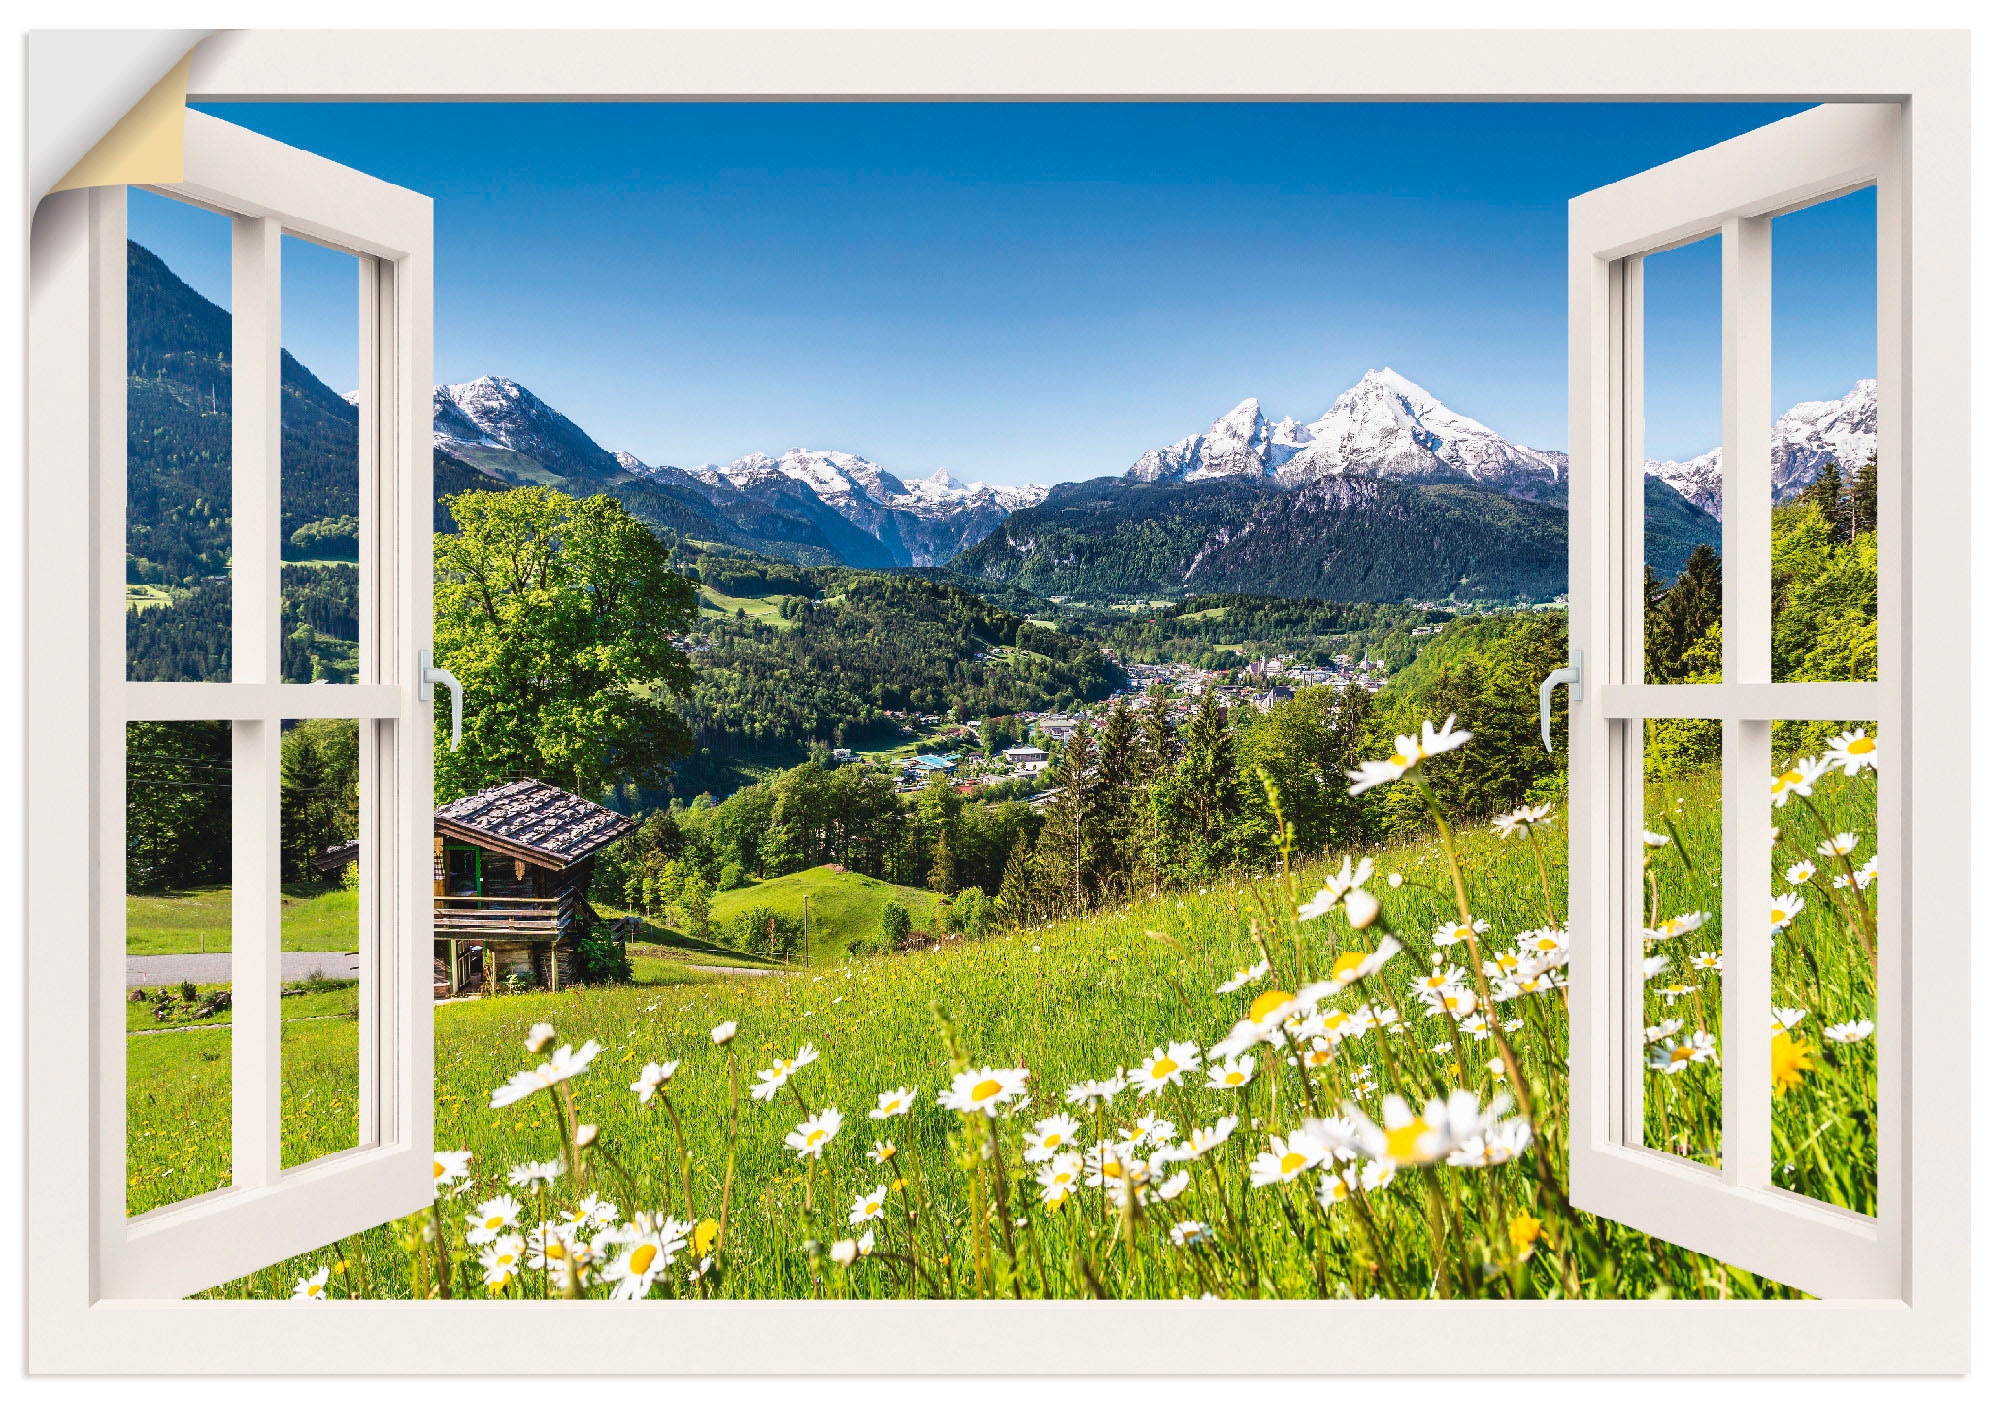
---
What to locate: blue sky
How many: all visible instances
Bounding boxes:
[137,102,1876,482]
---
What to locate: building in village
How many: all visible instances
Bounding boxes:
[1003,744,1049,775]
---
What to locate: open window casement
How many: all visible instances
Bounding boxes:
[24,29,1968,1378]
[33,109,435,1303]
[1566,102,1903,1301]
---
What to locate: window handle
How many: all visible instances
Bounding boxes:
[1538,650,1582,753]
[419,650,464,752]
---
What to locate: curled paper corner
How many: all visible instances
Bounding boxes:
[49,51,194,195]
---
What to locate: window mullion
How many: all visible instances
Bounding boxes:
[1718,213,1775,1191]
[229,214,285,1191]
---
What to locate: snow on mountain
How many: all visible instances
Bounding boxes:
[1126,370,1566,500]
[712,447,1047,524]
[432,376,622,480]
[1644,378,1876,518]
[1128,398,1311,483]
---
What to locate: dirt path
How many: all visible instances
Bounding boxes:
[124,952,362,988]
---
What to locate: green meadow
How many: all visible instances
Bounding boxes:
[126,883,362,956]
[145,752,1878,1302]
[708,866,941,960]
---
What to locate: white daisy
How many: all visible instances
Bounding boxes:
[1822,727,1878,776]
[1771,756,1834,807]
[1492,803,1554,839]
[291,1266,330,1301]
[479,1233,526,1289]
[1249,1129,1332,1187]
[1771,891,1807,932]
[507,1159,564,1189]
[938,1066,1030,1117]
[848,1184,889,1225]
[490,1040,605,1109]
[1022,1112,1082,1163]
[869,1086,917,1119]
[600,1214,691,1301]
[630,1060,679,1103]
[432,1149,473,1191]
[1825,1019,1875,1044]
[1129,1041,1201,1097]
[1205,1055,1256,1090]
[1216,960,1270,994]
[784,1108,844,1159]
[464,1193,522,1245]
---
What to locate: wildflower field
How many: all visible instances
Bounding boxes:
[138,720,1879,1304]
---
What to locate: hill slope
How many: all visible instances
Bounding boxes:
[708,866,938,961]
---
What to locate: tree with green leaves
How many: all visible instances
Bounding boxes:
[126,720,231,891]
[433,486,698,801]
[279,717,359,883]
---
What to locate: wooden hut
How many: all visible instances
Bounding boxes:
[432,779,635,998]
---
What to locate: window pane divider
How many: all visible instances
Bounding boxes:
[1599,681,1880,720]
[122,682,402,721]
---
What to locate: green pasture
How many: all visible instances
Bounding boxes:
[128,761,1875,1302]
[125,883,363,955]
[708,866,941,960]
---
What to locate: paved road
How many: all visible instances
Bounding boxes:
[126,952,363,988]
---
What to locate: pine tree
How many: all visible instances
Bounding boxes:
[995,834,1036,927]
[927,823,958,896]
[1804,460,1846,531]
[1139,683,1179,777]
[1086,699,1143,898]
[1849,453,1877,538]
[1151,688,1247,882]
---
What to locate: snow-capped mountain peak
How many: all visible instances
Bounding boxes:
[432,375,623,480]
[1644,378,1876,517]
[1127,368,1566,498]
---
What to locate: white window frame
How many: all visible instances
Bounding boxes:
[22,27,1969,1376]
[1566,102,1906,1302]
[30,111,436,1305]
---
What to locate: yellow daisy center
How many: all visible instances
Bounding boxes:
[1846,736,1875,754]
[971,1078,1003,1102]
[629,1243,658,1275]
[1150,1058,1177,1079]
[1278,1151,1307,1176]
[1670,1046,1696,1064]
[1249,989,1295,1023]
[1331,951,1367,979]
[1384,1118,1432,1165]
[1224,1071,1246,1085]
[806,1128,827,1145]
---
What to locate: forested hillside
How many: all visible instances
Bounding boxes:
[681,567,1125,763]
[949,474,1579,604]
[1088,594,1435,670]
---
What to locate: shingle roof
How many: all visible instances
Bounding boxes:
[434,779,636,870]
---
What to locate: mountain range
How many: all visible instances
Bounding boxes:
[431,365,1881,605]
[1643,378,1878,517]
[1126,368,1569,502]
[432,377,1045,568]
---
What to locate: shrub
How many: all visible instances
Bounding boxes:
[575,924,632,985]
[879,902,911,946]
[949,887,995,938]
[717,860,744,892]
[723,905,804,962]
